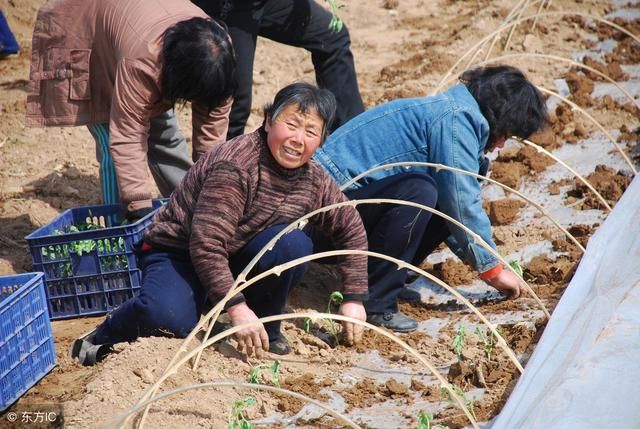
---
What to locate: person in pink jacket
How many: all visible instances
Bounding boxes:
[26,0,236,221]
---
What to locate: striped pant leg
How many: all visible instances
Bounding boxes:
[87,123,119,205]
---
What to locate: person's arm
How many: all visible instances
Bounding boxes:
[191,97,232,161]
[109,59,157,213]
[480,264,527,298]
[429,110,514,291]
[189,161,268,355]
[312,174,369,345]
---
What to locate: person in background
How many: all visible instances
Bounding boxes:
[71,82,369,366]
[313,65,550,332]
[192,0,364,139]
[26,0,236,221]
[0,10,20,58]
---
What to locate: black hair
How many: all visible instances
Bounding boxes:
[460,65,550,148]
[263,82,336,142]
[161,17,236,110]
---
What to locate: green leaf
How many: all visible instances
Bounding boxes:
[452,325,466,358]
[509,260,524,278]
[329,291,344,305]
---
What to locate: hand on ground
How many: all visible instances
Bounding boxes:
[338,300,366,345]
[226,302,269,357]
[485,270,527,299]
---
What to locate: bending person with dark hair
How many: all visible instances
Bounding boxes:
[313,65,550,332]
[71,82,369,365]
[27,0,236,221]
[192,0,365,139]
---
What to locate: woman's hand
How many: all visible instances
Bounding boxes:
[485,269,527,299]
[338,300,366,345]
[226,302,269,357]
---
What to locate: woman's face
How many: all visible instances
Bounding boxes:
[265,103,324,169]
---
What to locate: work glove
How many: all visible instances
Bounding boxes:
[124,207,154,224]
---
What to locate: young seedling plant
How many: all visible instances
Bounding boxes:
[440,383,477,420]
[475,327,499,362]
[248,360,281,387]
[228,396,256,429]
[509,260,524,279]
[414,410,450,429]
[303,291,344,347]
[452,325,466,360]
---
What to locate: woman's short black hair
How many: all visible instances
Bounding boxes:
[460,65,550,148]
[263,82,337,142]
[162,17,236,111]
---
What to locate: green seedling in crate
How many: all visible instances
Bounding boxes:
[69,239,96,256]
[303,291,344,346]
[51,217,104,256]
[248,360,281,386]
[452,325,466,359]
[228,396,256,429]
[97,238,129,271]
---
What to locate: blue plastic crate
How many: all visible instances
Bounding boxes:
[0,272,56,411]
[25,200,166,320]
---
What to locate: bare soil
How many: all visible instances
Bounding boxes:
[1,0,638,427]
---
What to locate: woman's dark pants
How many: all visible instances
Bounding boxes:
[93,224,312,345]
[345,172,444,314]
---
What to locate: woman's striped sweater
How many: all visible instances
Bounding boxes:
[144,128,369,306]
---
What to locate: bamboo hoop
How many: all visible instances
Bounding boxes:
[183,249,526,372]
[133,312,482,429]
[433,11,640,96]
[537,86,638,175]
[136,200,543,427]
[107,381,360,429]
[192,199,546,371]
[504,0,531,52]
[516,138,612,211]
[340,161,586,252]
[531,0,552,32]
[483,0,532,61]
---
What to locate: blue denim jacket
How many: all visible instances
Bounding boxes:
[313,84,498,272]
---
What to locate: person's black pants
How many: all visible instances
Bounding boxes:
[346,172,443,314]
[194,0,364,138]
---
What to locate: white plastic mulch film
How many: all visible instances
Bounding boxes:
[492,175,640,428]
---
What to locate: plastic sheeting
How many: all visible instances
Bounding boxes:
[492,175,640,428]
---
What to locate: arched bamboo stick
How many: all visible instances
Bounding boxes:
[136,200,541,427]
[483,0,532,61]
[340,161,586,252]
[433,11,640,96]
[503,0,531,53]
[192,199,549,370]
[531,0,552,32]
[108,381,360,429]
[134,312,482,429]
[516,137,612,211]
[536,86,638,175]
[191,249,526,373]
[192,199,547,371]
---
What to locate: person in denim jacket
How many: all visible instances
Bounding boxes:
[313,65,549,332]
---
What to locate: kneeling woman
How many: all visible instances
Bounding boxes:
[73,83,369,365]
